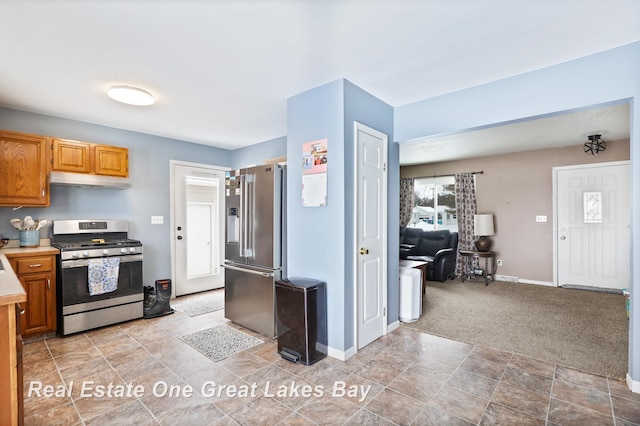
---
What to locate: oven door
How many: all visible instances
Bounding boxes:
[59,254,143,308]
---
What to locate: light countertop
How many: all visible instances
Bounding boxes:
[0,243,59,306]
[0,254,27,306]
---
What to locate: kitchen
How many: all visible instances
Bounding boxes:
[0,114,288,423]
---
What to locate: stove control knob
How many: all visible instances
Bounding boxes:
[72,252,79,258]
[82,251,89,258]
[102,249,109,256]
[129,247,137,253]
[121,248,127,254]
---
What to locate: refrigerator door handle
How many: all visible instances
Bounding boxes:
[245,173,254,257]
[238,174,245,257]
[222,263,274,277]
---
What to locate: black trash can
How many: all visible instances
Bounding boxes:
[275,277,327,365]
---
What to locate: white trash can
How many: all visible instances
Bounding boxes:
[399,267,422,323]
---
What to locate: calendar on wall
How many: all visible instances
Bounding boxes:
[302,139,328,207]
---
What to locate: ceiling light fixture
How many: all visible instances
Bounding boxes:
[583,134,606,155]
[107,85,155,106]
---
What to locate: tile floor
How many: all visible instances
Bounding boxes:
[22,290,640,425]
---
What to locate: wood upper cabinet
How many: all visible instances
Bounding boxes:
[51,138,128,177]
[51,138,91,173]
[93,144,128,177]
[7,254,57,338]
[0,130,50,207]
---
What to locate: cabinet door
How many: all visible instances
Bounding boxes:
[51,138,91,173]
[0,304,20,425]
[93,144,128,177]
[0,130,49,206]
[19,272,55,337]
[15,304,23,426]
[8,254,56,337]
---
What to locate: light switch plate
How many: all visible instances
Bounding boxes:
[536,215,547,223]
[151,216,164,225]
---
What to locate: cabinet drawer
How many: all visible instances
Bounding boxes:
[15,257,53,274]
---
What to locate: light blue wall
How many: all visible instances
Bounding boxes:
[230,136,287,169]
[286,79,395,353]
[0,107,231,286]
[287,80,347,349]
[395,41,640,384]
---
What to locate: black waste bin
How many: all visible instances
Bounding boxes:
[275,277,327,365]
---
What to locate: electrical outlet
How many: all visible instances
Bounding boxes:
[497,259,503,266]
[151,216,163,225]
[536,215,547,222]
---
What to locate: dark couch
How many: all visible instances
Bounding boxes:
[400,227,458,282]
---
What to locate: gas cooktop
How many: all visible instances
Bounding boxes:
[52,238,141,250]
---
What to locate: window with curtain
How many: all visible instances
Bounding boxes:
[409,176,458,232]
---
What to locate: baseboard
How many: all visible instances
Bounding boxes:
[494,275,555,287]
[627,374,640,394]
[388,320,400,332]
[327,345,355,361]
[518,278,555,287]
[334,321,401,361]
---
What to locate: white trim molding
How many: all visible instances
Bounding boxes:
[627,374,640,394]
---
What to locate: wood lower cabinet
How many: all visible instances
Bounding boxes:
[7,253,57,337]
[0,303,22,425]
[0,130,50,207]
[51,138,128,177]
[16,304,23,426]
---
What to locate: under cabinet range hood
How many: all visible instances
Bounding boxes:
[49,171,132,189]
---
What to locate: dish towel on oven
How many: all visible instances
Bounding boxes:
[88,257,120,295]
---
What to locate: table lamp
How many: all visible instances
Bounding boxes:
[474,214,494,252]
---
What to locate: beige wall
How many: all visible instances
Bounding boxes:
[400,139,630,283]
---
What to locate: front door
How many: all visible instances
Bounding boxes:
[171,161,226,296]
[555,161,630,290]
[355,122,388,349]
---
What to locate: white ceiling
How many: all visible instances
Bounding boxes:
[1,1,639,152]
[399,102,631,165]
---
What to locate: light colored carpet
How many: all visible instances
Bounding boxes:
[172,290,225,316]
[180,325,263,362]
[405,279,629,379]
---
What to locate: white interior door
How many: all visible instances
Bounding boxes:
[171,161,226,296]
[556,161,630,291]
[355,122,388,350]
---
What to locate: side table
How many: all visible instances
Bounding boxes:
[459,250,496,285]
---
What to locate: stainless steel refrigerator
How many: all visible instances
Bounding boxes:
[223,164,284,338]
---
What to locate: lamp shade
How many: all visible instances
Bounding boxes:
[474,214,494,236]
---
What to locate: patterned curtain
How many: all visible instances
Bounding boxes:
[454,173,478,277]
[399,177,415,227]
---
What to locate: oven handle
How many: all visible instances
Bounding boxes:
[61,254,143,269]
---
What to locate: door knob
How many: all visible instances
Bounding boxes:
[360,248,369,255]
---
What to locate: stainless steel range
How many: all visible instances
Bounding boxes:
[51,219,143,335]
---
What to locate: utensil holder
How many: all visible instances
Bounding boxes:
[19,230,40,247]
